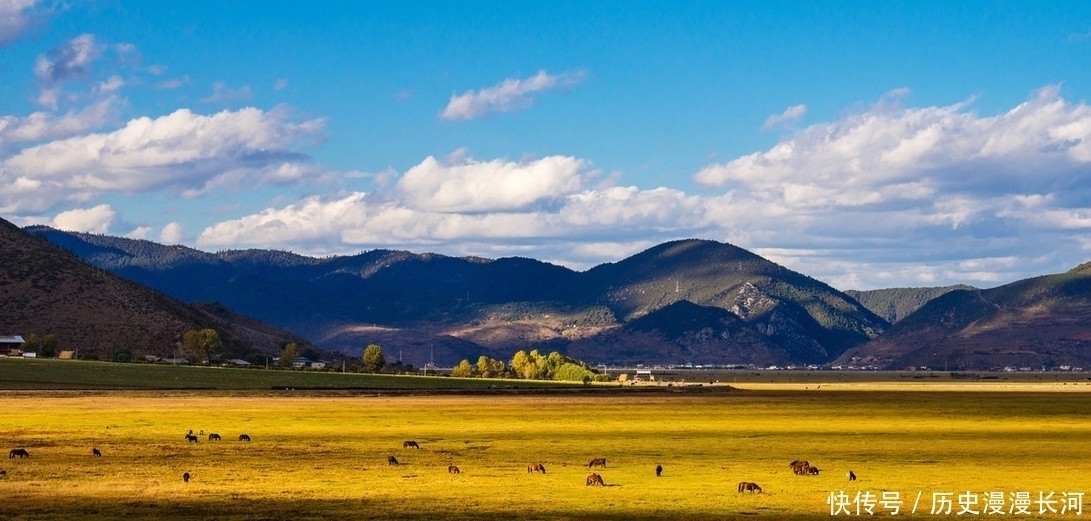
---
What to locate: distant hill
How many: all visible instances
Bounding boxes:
[845,285,976,324]
[28,228,888,367]
[836,262,1091,369]
[1,219,314,362]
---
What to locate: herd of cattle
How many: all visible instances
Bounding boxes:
[4,436,858,494]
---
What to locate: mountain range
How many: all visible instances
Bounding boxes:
[0,219,315,363]
[15,222,1091,370]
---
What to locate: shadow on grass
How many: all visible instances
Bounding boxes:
[0,496,838,521]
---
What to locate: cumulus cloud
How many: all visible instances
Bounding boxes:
[440,70,584,121]
[0,0,40,47]
[160,222,185,244]
[396,153,593,212]
[0,96,117,149]
[0,107,325,213]
[51,204,115,233]
[34,33,101,85]
[762,104,808,131]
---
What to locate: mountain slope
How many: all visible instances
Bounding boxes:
[2,219,310,361]
[837,262,1091,369]
[29,229,889,367]
[845,285,976,324]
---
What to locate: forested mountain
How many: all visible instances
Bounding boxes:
[837,262,1091,369]
[845,285,977,324]
[28,227,888,367]
[0,219,316,362]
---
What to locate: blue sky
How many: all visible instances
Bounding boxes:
[2,1,1091,290]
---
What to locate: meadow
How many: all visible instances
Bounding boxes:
[1,388,1089,520]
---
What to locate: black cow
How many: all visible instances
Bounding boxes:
[656,464,663,477]
[183,472,191,483]
[848,470,857,481]
[185,434,199,443]
[92,448,102,457]
[208,433,221,441]
[388,455,399,465]
[9,449,30,459]
[238,434,251,442]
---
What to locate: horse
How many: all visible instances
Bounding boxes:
[92,448,102,457]
[586,472,605,486]
[588,457,607,468]
[8,448,29,459]
[738,481,762,493]
[238,434,251,442]
[183,472,191,483]
[403,440,420,449]
[185,434,199,443]
[527,463,546,474]
[848,470,856,481]
[656,464,663,477]
[387,455,399,465]
[448,465,460,474]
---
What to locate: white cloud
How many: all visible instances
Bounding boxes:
[762,104,807,131]
[440,70,584,121]
[273,78,289,91]
[396,153,592,212]
[0,96,117,148]
[126,225,152,240]
[0,107,326,213]
[51,204,115,233]
[0,0,40,47]
[34,33,101,85]
[160,222,185,244]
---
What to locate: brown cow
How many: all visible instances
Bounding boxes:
[238,434,251,442]
[448,465,460,474]
[403,440,420,449]
[588,457,607,468]
[527,463,546,474]
[9,449,29,459]
[737,481,762,493]
[208,433,221,441]
[387,455,399,465]
[586,472,605,486]
[92,448,102,457]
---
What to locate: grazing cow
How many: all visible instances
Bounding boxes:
[656,464,663,477]
[448,465,460,474]
[403,440,420,449]
[527,463,546,474]
[238,434,251,442]
[92,448,102,457]
[848,470,856,481]
[808,466,820,476]
[9,449,29,459]
[738,481,763,493]
[185,434,199,443]
[0,470,6,476]
[588,457,607,468]
[183,472,190,483]
[586,472,605,486]
[208,433,221,441]
[387,455,399,465]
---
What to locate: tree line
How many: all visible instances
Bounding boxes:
[450,349,610,383]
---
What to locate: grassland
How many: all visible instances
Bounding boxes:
[0,357,573,390]
[1,389,1089,520]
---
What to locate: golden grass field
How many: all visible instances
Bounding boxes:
[1,387,1089,520]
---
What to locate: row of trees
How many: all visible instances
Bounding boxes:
[450,349,609,383]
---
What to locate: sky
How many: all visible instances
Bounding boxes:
[2,1,1091,290]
